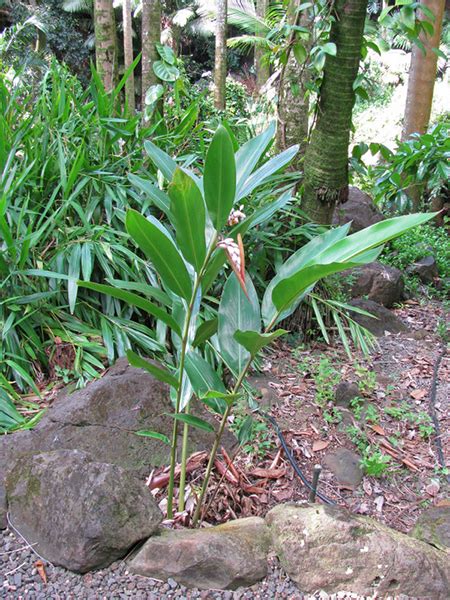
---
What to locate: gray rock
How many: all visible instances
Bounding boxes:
[323,448,364,489]
[411,505,450,551]
[407,255,439,284]
[266,503,450,597]
[247,375,282,408]
[348,299,408,336]
[334,382,360,408]
[342,262,404,307]
[128,517,270,590]
[0,358,237,529]
[333,187,384,233]
[6,449,162,572]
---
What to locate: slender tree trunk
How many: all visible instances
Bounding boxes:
[276,0,311,162]
[301,0,368,224]
[402,0,445,139]
[255,0,269,91]
[214,0,227,110]
[122,0,135,115]
[141,0,161,96]
[94,0,118,92]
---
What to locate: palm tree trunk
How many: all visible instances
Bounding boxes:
[276,0,311,162]
[94,0,118,92]
[402,0,445,140]
[301,0,368,224]
[141,0,161,97]
[214,0,228,110]
[122,0,135,115]
[255,0,269,90]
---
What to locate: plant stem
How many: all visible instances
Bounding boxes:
[191,356,253,527]
[166,234,219,518]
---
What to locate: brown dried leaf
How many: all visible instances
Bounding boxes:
[249,467,286,479]
[410,388,427,400]
[34,560,47,584]
[312,439,330,452]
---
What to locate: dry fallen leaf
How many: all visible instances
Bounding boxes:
[34,560,47,584]
[369,424,386,436]
[410,388,427,400]
[249,467,286,479]
[374,496,385,513]
[312,439,330,452]
[363,479,373,496]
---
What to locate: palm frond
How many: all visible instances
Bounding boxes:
[227,35,274,54]
[62,0,93,13]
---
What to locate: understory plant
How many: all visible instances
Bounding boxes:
[78,123,435,525]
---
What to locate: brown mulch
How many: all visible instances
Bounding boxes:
[149,299,449,533]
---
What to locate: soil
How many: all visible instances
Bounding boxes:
[1,299,448,598]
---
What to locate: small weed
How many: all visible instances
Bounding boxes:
[314,358,341,407]
[354,363,377,395]
[361,447,391,477]
[323,408,343,425]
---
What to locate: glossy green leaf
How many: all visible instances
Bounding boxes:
[193,318,218,347]
[204,125,236,230]
[126,350,179,389]
[77,281,181,335]
[155,43,176,65]
[234,329,287,356]
[126,209,192,301]
[135,430,170,444]
[167,412,215,432]
[237,145,299,200]
[185,351,226,393]
[169,168,206,271]
[144,83,164,105]
[144,140,177,181]
[128,173,172,217]
[235,121,275,194]
[237,415,254,445]
[218,272,260,374]
[153,61,179,82]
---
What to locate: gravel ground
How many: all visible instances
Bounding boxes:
[1,527,311,600]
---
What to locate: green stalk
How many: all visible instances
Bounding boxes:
[191,356,253,527]
[166,234,219,518]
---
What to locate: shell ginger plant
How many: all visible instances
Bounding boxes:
[79,123,434,526]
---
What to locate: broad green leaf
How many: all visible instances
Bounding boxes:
[169,168,206,271]
[193,318,218,347]
[155,43,176,65]
[145,84,164,105]
[218,272,260,374]
[167,412,215,432]
[262,224,351,326]
[185,352,227,414]
[237,145,299,200]
[153,61,179,82]
[234,329,287,356]
[235,122,275,194]
[78,281,181,335]
[126,209,192,301]
[68,243,81,314]
[204,125,236,230]
[271,213,436,319]
[126,350,179,389]
[135,430,170,444]
[144,140,177,181]
[128,173,172,217]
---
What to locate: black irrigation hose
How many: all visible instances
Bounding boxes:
[428,343,450,483]
[258,410,336,505]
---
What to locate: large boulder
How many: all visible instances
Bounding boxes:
[128,517,270,590]
[333,187,384,233]
[411,505,450,551]
[342,262,404,307]
[266,503,449,597]
[0,358,237,529]
[348,299,408,336]
[6,450,162,572]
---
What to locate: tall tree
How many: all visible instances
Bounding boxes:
[94,0,118,91]
[122,0,135,114]
[276,0,311,161]
[301,0,368,224]
[214,0,228,109]
[254,0,269,90]
[402,0,445,139]
[141,0,161,96]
